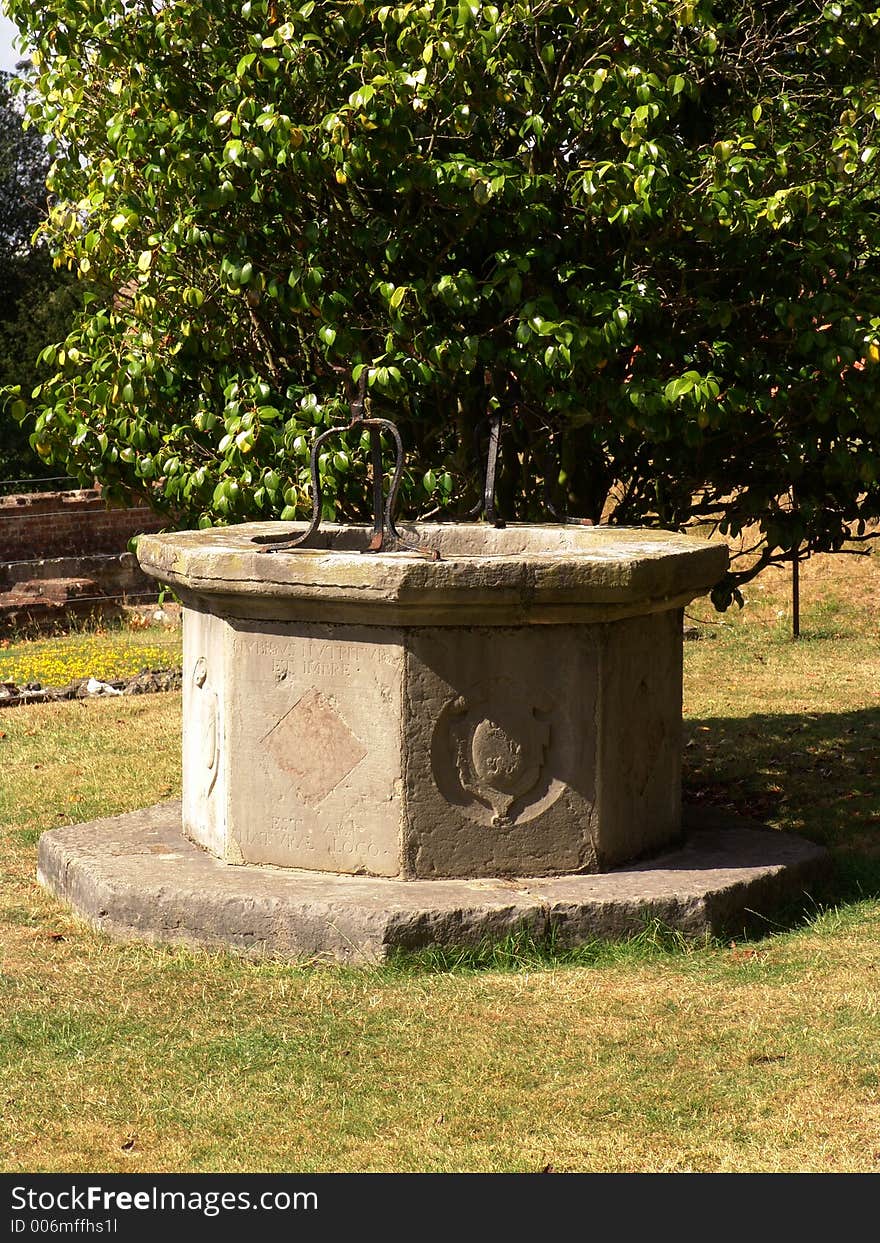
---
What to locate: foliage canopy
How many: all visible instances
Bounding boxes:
[7,0,880,600]
[0,70,76,481]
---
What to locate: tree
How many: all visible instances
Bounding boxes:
[0,69,77,481]
[6,0,880,603]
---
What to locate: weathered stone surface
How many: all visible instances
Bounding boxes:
[138,521,728,627]
[36,803,831,964]
[178,609,689,878]
[223,620,404,874]
[181,608,227,860]
[403,625,599,878]
[595,610,683,868]
[143,522,730,878]
[263,688,367,807]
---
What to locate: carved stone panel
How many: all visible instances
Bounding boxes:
[596,609,683,868]
[226,621,404,875]
[181,610,228,860]
[181,606,684,881]
[263,688,367,807]
[431,678,559,828]
[403,627,600,878]
[193,655,219,802]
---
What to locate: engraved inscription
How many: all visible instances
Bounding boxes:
[273,814,383,861]
[432,677,556,827]
[232,635,396,680]
[271,648,354,681]
[231,638,286,658]
[262,688,367,806]
[239,814,385,868]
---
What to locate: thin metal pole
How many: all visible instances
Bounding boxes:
[790,484,800,640]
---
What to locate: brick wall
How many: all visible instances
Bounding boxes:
[0,488,167,563]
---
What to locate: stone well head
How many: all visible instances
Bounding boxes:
[138,521,727,881]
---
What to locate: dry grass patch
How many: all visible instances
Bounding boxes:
[0,694,182,839]
[3,933,880,1172]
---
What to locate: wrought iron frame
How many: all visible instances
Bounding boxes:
[255,374,591,557]
[255,373,440,560]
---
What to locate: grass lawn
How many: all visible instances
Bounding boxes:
[0,549,878,1173]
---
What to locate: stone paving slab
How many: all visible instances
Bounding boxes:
[37,802,830,964]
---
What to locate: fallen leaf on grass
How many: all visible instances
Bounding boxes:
[747,1053,787,1065]
[121,1134,138,1152]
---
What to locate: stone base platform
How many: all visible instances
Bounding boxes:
[37,803,830,964]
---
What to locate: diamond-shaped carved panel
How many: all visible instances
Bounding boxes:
[263,689,367,806]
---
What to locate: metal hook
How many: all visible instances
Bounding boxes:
[255,372,439,560]
[468,407,506,528]
[467,402,596,529]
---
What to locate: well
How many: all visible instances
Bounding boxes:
[141,521,725,877]
[36,520,830,961]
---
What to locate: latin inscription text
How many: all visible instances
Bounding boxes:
[239,814,384,862]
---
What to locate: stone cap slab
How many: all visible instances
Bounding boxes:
[138,522,728,625]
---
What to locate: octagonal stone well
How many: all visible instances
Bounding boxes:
[137,522,728,881]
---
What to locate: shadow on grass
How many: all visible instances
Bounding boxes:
[684,705,880,902]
